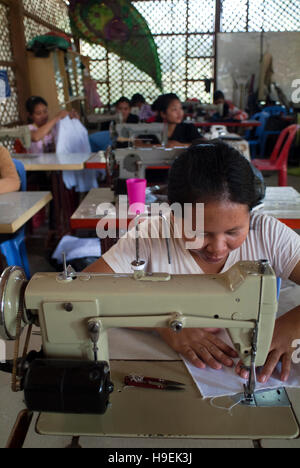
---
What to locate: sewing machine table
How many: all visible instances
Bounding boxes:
[36,360,299,440]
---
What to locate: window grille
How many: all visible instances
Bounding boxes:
[22,0,72,34]
[0,3,18,130]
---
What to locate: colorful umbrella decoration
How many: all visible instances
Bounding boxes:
[69,0,163,90]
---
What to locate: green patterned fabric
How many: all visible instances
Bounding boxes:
[69,0,162,90]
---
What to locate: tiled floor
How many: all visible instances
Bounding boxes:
[1,172,300,448]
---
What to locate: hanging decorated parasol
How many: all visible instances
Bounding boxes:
[68,0,163,91]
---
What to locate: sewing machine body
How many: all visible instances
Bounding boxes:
[182,102,224,117]
[0,126,31,149]
[1,261,277,368]
[112,146,183,180]
[115,123,164,144]
[0,260,278,416]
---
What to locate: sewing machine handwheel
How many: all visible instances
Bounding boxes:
[124,153,141,173]
[105,147,115,177]
[0,266,28,341]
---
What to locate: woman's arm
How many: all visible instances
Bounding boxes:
[167,141,190,148]
[83,256,114,274]
[0,147,20,194]
[30,110,69,142]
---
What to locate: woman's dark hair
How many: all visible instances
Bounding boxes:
[115,96,131,107]
[152,93,180,113]
[26,96,48,115]
[168,140,265,210]
[152,93,180,121]
[131,93,146,106]
[213,90,225,102]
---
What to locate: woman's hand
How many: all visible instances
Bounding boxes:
[236,307,300,383]
[56,109,69,121]
[157,328,238,369]
[69,109,80,119]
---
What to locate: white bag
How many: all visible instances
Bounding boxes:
[56,116,99,192]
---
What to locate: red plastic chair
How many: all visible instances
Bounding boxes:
[252,124,299,186]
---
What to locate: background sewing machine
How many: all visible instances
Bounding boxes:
[108,146,183,193]
[182,102,224,120]
[115,123,165,146]
[204,125,251,161]
[0,126,31,150]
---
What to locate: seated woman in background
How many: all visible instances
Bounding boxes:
[212,90,248,122]
[85,141,300,384]
[0,145,20,194]
[89,96,139,152]
[131,93,155,122]
[26,96,78,153]
[115,97,139,124]
[154,93,201,147]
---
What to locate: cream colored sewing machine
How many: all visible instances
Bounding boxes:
[0,126,31,149]
[0,257,278,415]
[110,146,183,180]
[115,123,165,144]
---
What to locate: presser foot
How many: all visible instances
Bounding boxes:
[232,387,291,407]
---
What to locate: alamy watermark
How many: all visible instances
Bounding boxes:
[0,339,6,364]
[292,339,300,364]
[95,197,205,249]
[291,79,300,104]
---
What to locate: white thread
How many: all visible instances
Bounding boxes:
[209,394,245,416]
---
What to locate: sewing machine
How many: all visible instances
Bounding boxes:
[115,123,165,145]
[108,147,183,187]
[204,125,251,161]
[0,254,279,417]
[183,102,224,119]
[0,126,31,150]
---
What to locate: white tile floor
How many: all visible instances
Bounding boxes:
[2,173,300,448]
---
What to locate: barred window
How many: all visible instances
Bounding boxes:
[23,0,72,35]
[221,0,300,32]
[0,3,18,130]
[81,0,299,106]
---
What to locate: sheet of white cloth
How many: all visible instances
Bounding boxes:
[56,116,99,192]
[52,235,101,262]
[183,281,300,398]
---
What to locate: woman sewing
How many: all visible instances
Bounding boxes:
[153,93,201,147]
[85,141,300,384]
[26,96,78,153]
[115,97,139,124]
[0,145,20,194]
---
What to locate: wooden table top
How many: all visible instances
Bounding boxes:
[0,191,52,234]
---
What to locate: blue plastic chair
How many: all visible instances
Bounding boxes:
[260,107,288,157]
[263,106,287,116]
[0,159,31,278]
[245,111,270,158]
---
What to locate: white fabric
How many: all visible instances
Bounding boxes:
[52,235,101,262]
[102,212,300,280]
[183,282,300,398]
[56,116,99,192]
